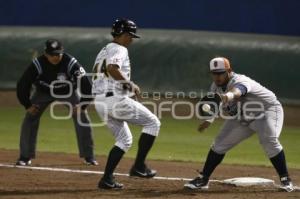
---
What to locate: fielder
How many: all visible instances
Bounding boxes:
[184,57,294,192]
[92,18,161,189]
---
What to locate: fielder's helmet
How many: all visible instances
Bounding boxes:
[111,18,140,38]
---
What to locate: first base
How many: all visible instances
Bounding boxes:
[222,177,275,187]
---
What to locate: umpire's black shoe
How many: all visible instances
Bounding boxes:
[16,157,31,166]
[184,174,209,190]
[84,157,99,166]
[98,177,123,190]
[129,165,157,178]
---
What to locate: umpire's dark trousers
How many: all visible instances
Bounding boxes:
[19,91,94,159]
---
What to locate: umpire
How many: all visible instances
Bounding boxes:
[16,39,98,166]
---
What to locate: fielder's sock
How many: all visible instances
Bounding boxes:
[270,150,289,178]
[134,133,156,170]
[201,149,225,179]
[103,146,125,181]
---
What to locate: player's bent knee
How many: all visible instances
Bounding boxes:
[115,138,133,152]
[265,146,283,158]
[211,144,230,155]
[142,116,161,137]
[115,142,132,153]
[262,139,283,158]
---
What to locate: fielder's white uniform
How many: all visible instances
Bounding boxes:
[92,42,160,152]
[210,72,284,158]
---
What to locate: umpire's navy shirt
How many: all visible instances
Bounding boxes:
[17,53,92,109]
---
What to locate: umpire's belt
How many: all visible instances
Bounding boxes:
[105,92,114,97]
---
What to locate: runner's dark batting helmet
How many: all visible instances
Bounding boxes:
[111,18,140,38]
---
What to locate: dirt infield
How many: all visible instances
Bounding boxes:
[0,149,299,199]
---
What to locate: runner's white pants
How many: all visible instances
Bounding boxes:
[94,94,160,152]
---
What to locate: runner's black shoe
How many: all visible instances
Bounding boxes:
[129,165,157,178]
[184,173,209,190]
[98,177,123,190]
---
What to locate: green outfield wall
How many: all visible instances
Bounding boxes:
[0,27,299,102]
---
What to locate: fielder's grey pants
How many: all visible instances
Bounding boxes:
[19,91,94,159]
[212,104,284,158]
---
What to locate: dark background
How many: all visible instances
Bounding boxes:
[1,0,300,36]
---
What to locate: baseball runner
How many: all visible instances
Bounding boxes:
[92,18,161,189]
[184,57,294,192]
[16,39,97,166]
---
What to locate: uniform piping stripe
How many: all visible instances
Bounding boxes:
[68,58,77,74]
[32,58,42,75]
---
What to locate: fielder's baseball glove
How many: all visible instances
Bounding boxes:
[198,93,222,117]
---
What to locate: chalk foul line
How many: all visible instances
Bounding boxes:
[1,163,299,191]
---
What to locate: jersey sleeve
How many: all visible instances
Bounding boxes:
[232,77,252,95]
[78,75,93,109]
[69,61,86,79]
[68,58,93,108]
[234,84,248,96]
[106,46,127,68]
[17,63,39,109]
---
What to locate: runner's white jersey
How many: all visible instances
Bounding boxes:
[92,42,131,96]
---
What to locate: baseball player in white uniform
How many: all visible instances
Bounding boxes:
[184,57,294,192]
[92,18,161,189]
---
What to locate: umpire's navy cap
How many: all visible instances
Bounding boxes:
[45,39,64,55]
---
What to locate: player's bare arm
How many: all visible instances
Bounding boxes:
[198,121,211,132]
[27,104,40,115]
[107,64,140,95]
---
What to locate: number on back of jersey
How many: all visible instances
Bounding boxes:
[92,59,109,80]
[100,60,109,77]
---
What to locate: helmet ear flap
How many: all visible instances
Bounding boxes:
[115,25,123,35]
[111,20,124,37]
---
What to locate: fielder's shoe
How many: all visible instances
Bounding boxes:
[16,157,31,166]
[98,177,123,190]
[84,157,99,166]
[184,174,209,190]
[280,176,294,192]
[129,165,157,178]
